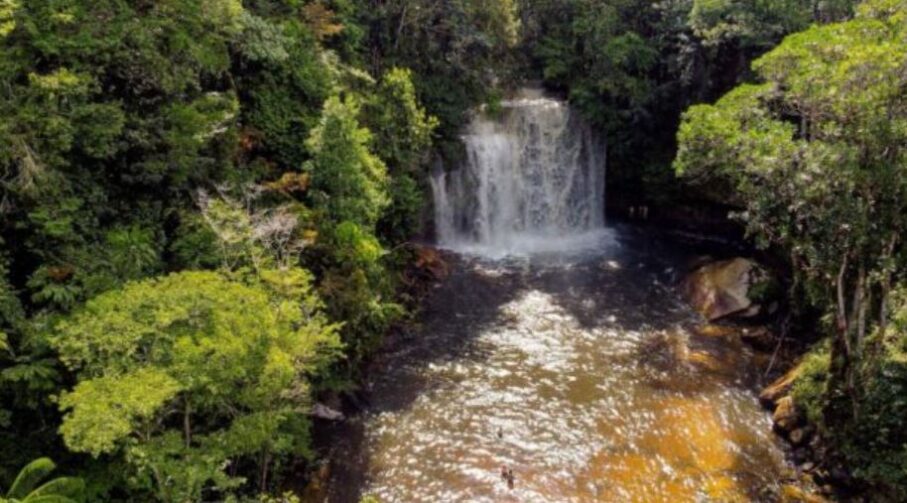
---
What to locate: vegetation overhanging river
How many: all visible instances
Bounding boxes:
[320,226,790,502]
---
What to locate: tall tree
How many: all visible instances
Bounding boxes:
[675,0,907,449]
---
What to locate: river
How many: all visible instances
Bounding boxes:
[319,89,790,502]
[321,227,789,502]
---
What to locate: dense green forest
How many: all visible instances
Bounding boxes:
[0,0,905,501]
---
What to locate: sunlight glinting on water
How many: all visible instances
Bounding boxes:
[355,262,784,502]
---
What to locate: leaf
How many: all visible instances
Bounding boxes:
[21,496,78,503]
[58,369,181,456]
[7,458,55,499]
[27,477,85,501]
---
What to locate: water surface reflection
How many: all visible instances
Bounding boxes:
[324,228,786,502]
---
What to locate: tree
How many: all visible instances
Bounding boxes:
[366,67,438,243]
[304,95,389,230]
[52,271,341,501]
[303,95,400,369]
[675,0,907,451]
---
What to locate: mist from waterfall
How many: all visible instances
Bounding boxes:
[431,88,609,257]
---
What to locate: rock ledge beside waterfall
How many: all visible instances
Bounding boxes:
[680,257,771,321]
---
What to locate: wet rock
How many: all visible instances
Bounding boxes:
[301,463,332,501]
[780,484,828,502]
[680,258,767,321]
[311,403,345,421]
[740,326,775,350]
[413,245,449,280]
[773,396,801,431]
[693,324,739,338]
[685,350,737,377]
[789,427,812,446]
[685,255,715,273]
[761,366,802,406]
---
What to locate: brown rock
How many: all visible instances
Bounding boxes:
[414,245,449,280]
[301,463,332,501]
[680,258,763,321]
[773,396,801,431]
[740,326,775,350]
[693,324,739,338]
[781,484,827,503]
[760,365,802,406]
[780,484,829,503]
[686,350,735,376]
[789,427,811,446]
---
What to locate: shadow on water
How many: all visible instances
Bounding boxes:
[318,225,786,503]
[319,252,527,502]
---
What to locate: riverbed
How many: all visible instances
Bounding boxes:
[321,226,790,502]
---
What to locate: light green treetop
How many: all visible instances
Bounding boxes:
[53,270,341,501]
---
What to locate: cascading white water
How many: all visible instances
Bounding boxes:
[431,88,608,257]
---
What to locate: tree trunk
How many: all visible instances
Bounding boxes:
[826,255,857,428]
[184,398,192,448]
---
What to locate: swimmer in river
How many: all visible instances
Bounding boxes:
[500,465,515,489]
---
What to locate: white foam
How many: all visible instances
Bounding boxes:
[430,88,607,260]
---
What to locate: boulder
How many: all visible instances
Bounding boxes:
[681,258,766,321]
[311,403,345,421]
[740,326,775,350]
[781,484,828,503]
[414,245,449,280]
[773,396,801,432]
[760,364,803,406]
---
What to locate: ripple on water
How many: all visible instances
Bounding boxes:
[339,249,786,503]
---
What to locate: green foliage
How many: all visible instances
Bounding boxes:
[3,457,84,503]
[367,68,437,175]
[679,0,907,494]
[676,0,907,326]
[305,95,389,230]
[790,345,831,426]
[237,12,334,169]
[355,0,518,140]
[52,271,341,501]
[520,0,858,206]
[689,0,851,48]
[0,0,533,498]
[840,341,907,495]
[529,0,658,130]
[790,291,907,497]
[366,68,438,243]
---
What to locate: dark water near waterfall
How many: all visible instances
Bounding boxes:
[320,227,789,502]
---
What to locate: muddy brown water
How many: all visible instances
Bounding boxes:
[320,227,790,502]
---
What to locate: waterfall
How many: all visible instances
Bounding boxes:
[431,88,607,256]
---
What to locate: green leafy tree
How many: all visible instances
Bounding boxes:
[305,95,389,230]
[52,271,341,501]
[366,68,438,243]
[355,0,519,142]
[676,0,907,491]
[303,95,399,369]
[0,0,512,497]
